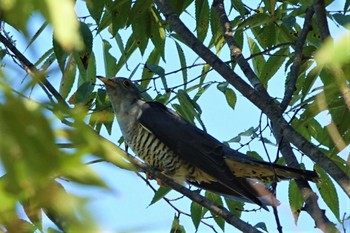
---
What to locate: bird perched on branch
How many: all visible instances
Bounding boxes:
[98,76,319,210]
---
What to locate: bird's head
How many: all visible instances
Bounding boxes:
[97,76,142,114]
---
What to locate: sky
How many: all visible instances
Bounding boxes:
[3,0,349,232]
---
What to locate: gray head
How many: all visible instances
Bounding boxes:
[98,77,142,115]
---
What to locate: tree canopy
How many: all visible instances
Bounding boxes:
[0,0,349,232]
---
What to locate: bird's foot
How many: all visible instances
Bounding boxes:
[146,172,154,180]
[146,171,168,187]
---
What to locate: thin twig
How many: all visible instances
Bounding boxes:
[280,7,315,111]
[123,150,262,233]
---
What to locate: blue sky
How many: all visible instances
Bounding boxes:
[3,0,349,232]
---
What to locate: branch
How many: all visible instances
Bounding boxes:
[125,154,262,233]
[273,130,338,232]
[137,175,219,233]
[313,0,331,41]
[280,7,315,111]
[0,32,69,109]
[212,0,268,95]
[153,0,350,197]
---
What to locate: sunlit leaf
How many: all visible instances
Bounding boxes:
[260,47,289,86]
[248,37,265,77]
[47,0,83,51]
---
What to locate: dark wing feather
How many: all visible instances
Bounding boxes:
[139,102,267,209]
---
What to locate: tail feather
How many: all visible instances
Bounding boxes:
[224,157,319,182]
[188,178,280,208]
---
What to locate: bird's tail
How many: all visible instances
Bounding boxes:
[224,157,319,182]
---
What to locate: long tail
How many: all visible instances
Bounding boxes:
[224,157,319,182]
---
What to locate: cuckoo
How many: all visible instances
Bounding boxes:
[98,76,319,210]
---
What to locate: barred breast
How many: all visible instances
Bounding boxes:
[124,123,215,184]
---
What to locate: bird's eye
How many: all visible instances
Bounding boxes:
[123,80,131,88]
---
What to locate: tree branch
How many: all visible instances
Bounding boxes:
[280,7,315,111]
[212,0,268,96]
[125,154,262,233]
[273,130,338,232]
[0,32,69,109]
[153,0,350,197]
[313,0,331,41]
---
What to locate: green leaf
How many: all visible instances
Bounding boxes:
[332,13,350,28]
[217,82,238,109]
[48,0,83,51]
[150,8,166,58]
[0,97,61,192]
[260,47,289,86]
[26,21,49,50]
[224,197,244,217]
[240,127,258,137]
[149,187,171,206]
[75,81,94,104]
[288,180,304,224]
[108,0,132,34]
[246,151,264,161]
[168,0,193,15]
[128,0,152,24]
[251,24,277,49]
[217,82,228,92]
[248,37,265,76]
[254,222,268,232]
[77,22,93,58]
[195,0,210,41]
[115,36,138,74]
[301,66,320,101]
[131,13,150,55]
[345,0,350,13]
[176,90,197,123]
[59,55,76,99]
[231,0,248,17]
[175,42,188,89]
[53,37,68,73]
[224,88,237,109]
[141,48,161,88]
[170,216,186,233]
[238,13,276,30]
[205,192,225,231]
[86,0,105,23]
[315,165,340,221]
[102,39,118,77]
[190,201,202,231]
[209,6,222,51]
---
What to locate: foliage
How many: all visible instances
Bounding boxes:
[0,0,349,232]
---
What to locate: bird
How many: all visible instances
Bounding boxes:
[98,76,319,210]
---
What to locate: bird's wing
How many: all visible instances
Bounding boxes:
[139,102,267,208]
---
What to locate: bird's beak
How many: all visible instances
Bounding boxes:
[97,76,113,87]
